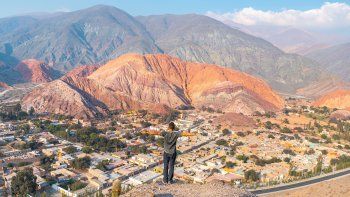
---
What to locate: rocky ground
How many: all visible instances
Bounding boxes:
[265,175,350,197]
[122,181,255,197]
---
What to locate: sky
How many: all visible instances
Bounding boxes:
[1,0,350,32]
[1,0,349,18]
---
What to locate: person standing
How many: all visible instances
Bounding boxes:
[161,122,180,184]
[144,121,195,184]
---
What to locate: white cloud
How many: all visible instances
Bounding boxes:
[206,2,350,29]
[55,7,70,12]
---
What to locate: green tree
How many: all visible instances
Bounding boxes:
[29,107,35,116]
[71,156,91,170]
[96,160,110,172]
[40,155,55,171]
[82,146,93,154]
[225,161,236,168]
[11,168,38,196]
[63,145,78,154]
[14,103,22,113]
[19,124,30,134]
[244,169,259,182]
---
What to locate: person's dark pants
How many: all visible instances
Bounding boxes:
[163,152,177,183]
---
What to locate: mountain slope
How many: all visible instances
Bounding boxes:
[23,80,109,118]
[313,89,350,110]
[296,76,350,98]
[0,51,60,84]
[89,54,284,111]
[0,52,22,84]
[62,65,99,79]
[15,59,60,83]
[137,14,328,93]
[306,43,350,82]
[22,54,284,119]
[0,5,161,72]
[262,28,328,55]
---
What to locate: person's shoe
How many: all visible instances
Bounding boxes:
[169,180,176,184]
[162,180,168,185]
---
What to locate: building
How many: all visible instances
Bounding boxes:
[206,173,243,184]
[129,154,156,167]
[128,170,161,186]
[50,169,78,182]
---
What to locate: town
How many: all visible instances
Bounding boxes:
[1,98,350,197]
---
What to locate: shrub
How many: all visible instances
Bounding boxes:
[282,149,296,156]
[226,161,236,168]
[281,127,292,134]
[216,139,229,147]
[236,155,249,163]
[222,129,231,136]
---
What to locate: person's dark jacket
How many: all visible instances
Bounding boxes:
[161,131,182,154]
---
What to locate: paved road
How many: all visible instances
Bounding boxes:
[251,168,350,195]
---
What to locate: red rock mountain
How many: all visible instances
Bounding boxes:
[22,54,284,119]
[15,59,57,83]
[313,90,350,110]
[297,77,350,99]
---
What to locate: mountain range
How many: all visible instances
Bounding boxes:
[0,5,332,94]
[22,54,284,119]
[306,43,350,82]
[214,20,330,55]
